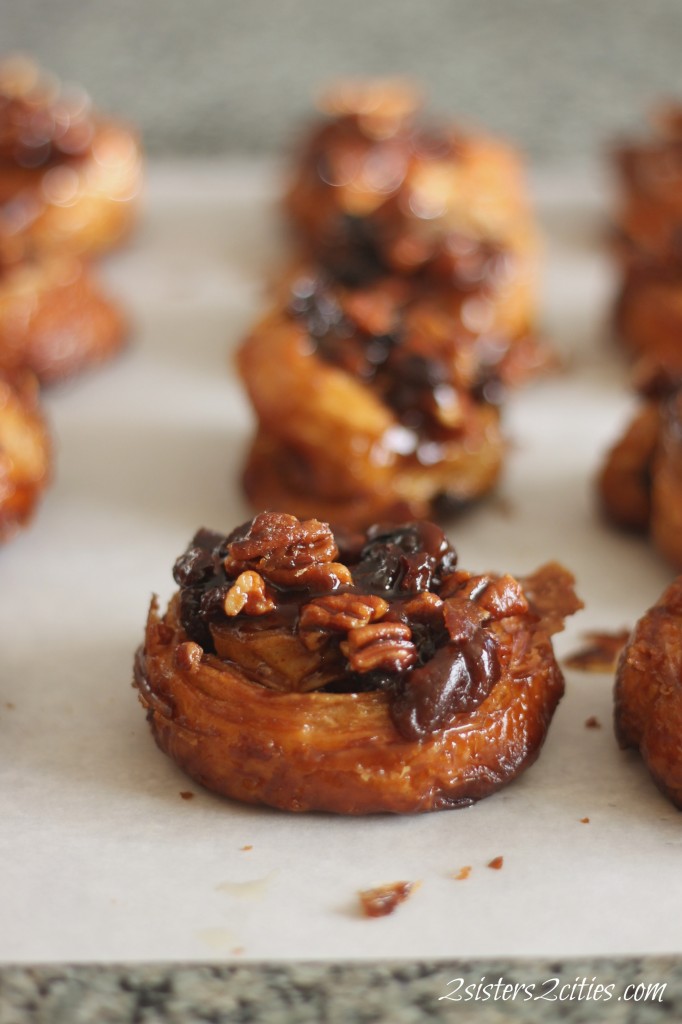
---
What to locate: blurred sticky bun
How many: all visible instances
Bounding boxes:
[285,79,542,351]
[0,55,141,257]
[611,103,682,368]
[615,576,682,809]
[0,238,127,383]
[0,368,50,540]
[613,103,682,267]
[134,512,581,814]
[238,272,511,530]
[598,368,682,568]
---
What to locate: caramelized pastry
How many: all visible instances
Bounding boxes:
[0,55,141,257]
[134,512,582,814]
[238,274,506,530]
[615,576,682,808]
[598,378,682,568]
[285,80,540,342]
[0,368,50,540]
[0,248,127,383]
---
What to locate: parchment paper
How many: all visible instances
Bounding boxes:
[2,162,679,963]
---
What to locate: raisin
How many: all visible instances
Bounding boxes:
[390,629,500,740]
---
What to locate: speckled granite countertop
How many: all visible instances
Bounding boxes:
[1,959,680,1022]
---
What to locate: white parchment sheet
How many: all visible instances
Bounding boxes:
[1,163,679,963]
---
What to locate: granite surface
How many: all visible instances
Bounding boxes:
[2,0,682,160]
[1,959,680,1023]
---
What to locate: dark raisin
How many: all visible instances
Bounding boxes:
[172,546,215,587]
[390,629,500,740]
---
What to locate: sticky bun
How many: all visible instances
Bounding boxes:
[238,273,507,530]
[0,368,50,540]
[615,576,682,809]
[0,246,127,383]
[0,55,141,257]
[284,80,541,346]
[134,511,582,814]
[612,104,682,366]
[598,373,682,568]
[613,104,682,267]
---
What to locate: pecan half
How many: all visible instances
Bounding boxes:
[223,571,276,617]
[226,511,338,572]
[299,593,389,650]
[342,621,417,673]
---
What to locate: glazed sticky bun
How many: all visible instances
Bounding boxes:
[615,576,682,809]
[134,512,582,814]
[0,54,141,257]
[285,79,540,346]
[0,368,50,540]
[598,371,682,569]
[238,273,508,530]
[611,104,682,367]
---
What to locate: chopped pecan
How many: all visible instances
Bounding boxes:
[342,621,417,673]
[477,574,529,619]
[174,641,203,672]
[223,571,276,617]
[226,512,337,573]
[443,600,488,643]
[285,561,353,592]
[298,593,389,650]
[401,592,444,626]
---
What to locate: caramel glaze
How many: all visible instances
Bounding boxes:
[615,576,682,808]
[134,513,581,814]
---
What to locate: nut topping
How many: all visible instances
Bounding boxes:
[223,571,276,617]
[226,511,338,573]
[299,593,389,650]
[342,621,417,673]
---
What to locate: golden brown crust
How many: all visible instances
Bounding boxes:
[134,534,580,816]
[0,254,127,383]
[0,368,51,540]
[615,577,682,808]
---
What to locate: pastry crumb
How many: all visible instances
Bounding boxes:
[179,791,195,800]
[452,866,472,881]
[487,856,504,870]
[584,716,601,729]
[359,881,416,917]
[580,817,590,824]
[564,629,630,672]
[240,844,253,852]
